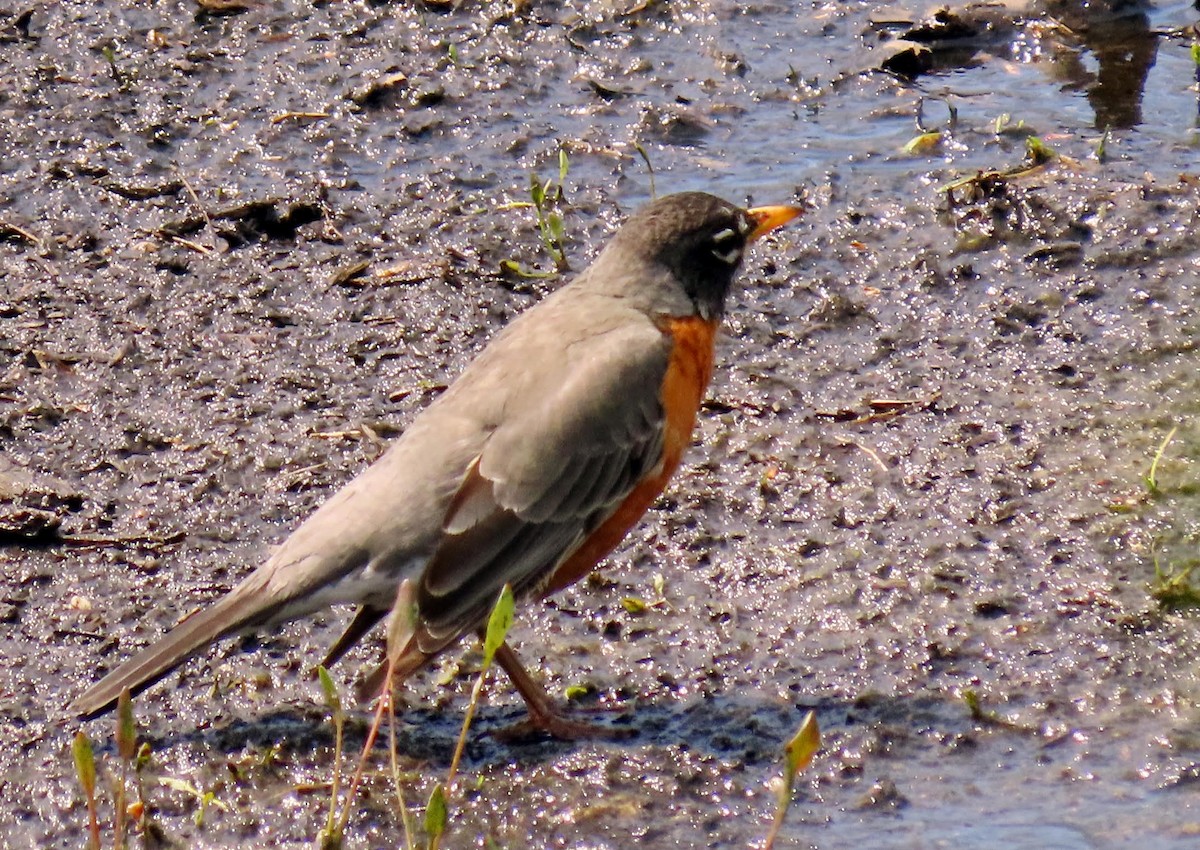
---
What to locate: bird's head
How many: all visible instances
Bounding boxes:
[594,191,805,321]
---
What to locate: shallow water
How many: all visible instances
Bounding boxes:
[3,1,1200,847]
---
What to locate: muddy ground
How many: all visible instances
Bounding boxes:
[3,1,1200,848]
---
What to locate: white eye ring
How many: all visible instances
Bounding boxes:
[712,227,737,246]
[710,226,742,264]
[711,245,742,265]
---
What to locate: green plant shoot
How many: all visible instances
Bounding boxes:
[1145,425,1177,494]
[317,665,345,849]
[115,690,137,849]
[444,584,516,792]
[72,731,100,850]
[482,584,515,668]
[425,784,448,848]
[762,711,819,850]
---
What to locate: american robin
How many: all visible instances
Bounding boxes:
[69,191,803,737]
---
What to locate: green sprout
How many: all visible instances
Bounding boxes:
[425,785,448,849]
[157,777,228,828]
[72,731,101,850]
[1151,558,1200,611]
[529,150,570,272]
[429,585,516,850]
[316,666,346,850]
[1145,426,1177,495]
[1024,135,1055,166]
[115,690,137,848]
[501,151,571,277]
[762,711,819,850]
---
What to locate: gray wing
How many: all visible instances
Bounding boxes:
[410,312,671,652]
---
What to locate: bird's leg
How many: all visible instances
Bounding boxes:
[492,641,633,741]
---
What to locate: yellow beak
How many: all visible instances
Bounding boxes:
[746,204,806,242]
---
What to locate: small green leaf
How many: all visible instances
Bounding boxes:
[72,731,97,797]
[196,791,214,827]
[116,689,137,760]
[961,689,1027,730]
[482,585,515,666]
[135,741,152,772]
[1094,127,1110,162]
[547,212,564,244]
[159,777,228,810]
[651,573,666,598]
[529,173,544,207]
[621,596,648,615]
[783,711,820,788]
[425,784,448,840]
[435,657,461,686]
[903,131,943,155]
[498,259,556,279]
[159,776,202,797]
[1024,135,1055,164]
[317,666,341,716]
[558,148,569,184]
[1192,42,1200,66]
[565,683,594,701]
[763,712,820,850]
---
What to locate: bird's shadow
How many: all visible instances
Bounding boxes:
[135,688,982,773]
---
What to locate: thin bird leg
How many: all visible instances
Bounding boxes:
[492,641,632,740]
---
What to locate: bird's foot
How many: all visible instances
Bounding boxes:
[490,640,636,740]
[492,703,636,742]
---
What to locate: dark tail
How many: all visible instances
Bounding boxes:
[69,577,276,719]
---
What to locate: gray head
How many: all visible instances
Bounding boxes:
[587,192,803,320]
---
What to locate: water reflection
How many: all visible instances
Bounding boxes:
[878,0,1165,130]
[1042,2,1158,129]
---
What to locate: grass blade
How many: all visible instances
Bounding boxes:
[1145,425,1177,494]
[425,784,448,848]
[115,690,137,849]
[72,731,101,850]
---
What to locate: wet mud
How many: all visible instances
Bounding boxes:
[3,1,1200,848]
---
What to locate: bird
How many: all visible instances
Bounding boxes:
[69,191,803,737]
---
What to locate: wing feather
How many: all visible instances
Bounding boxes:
[413,315,671,652]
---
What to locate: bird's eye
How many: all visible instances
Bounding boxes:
[710,228,742,265]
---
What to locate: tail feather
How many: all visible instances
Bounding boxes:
[320,604,388,670]
[69,576,276,719]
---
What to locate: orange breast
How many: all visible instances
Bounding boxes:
[542,315,718,596]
